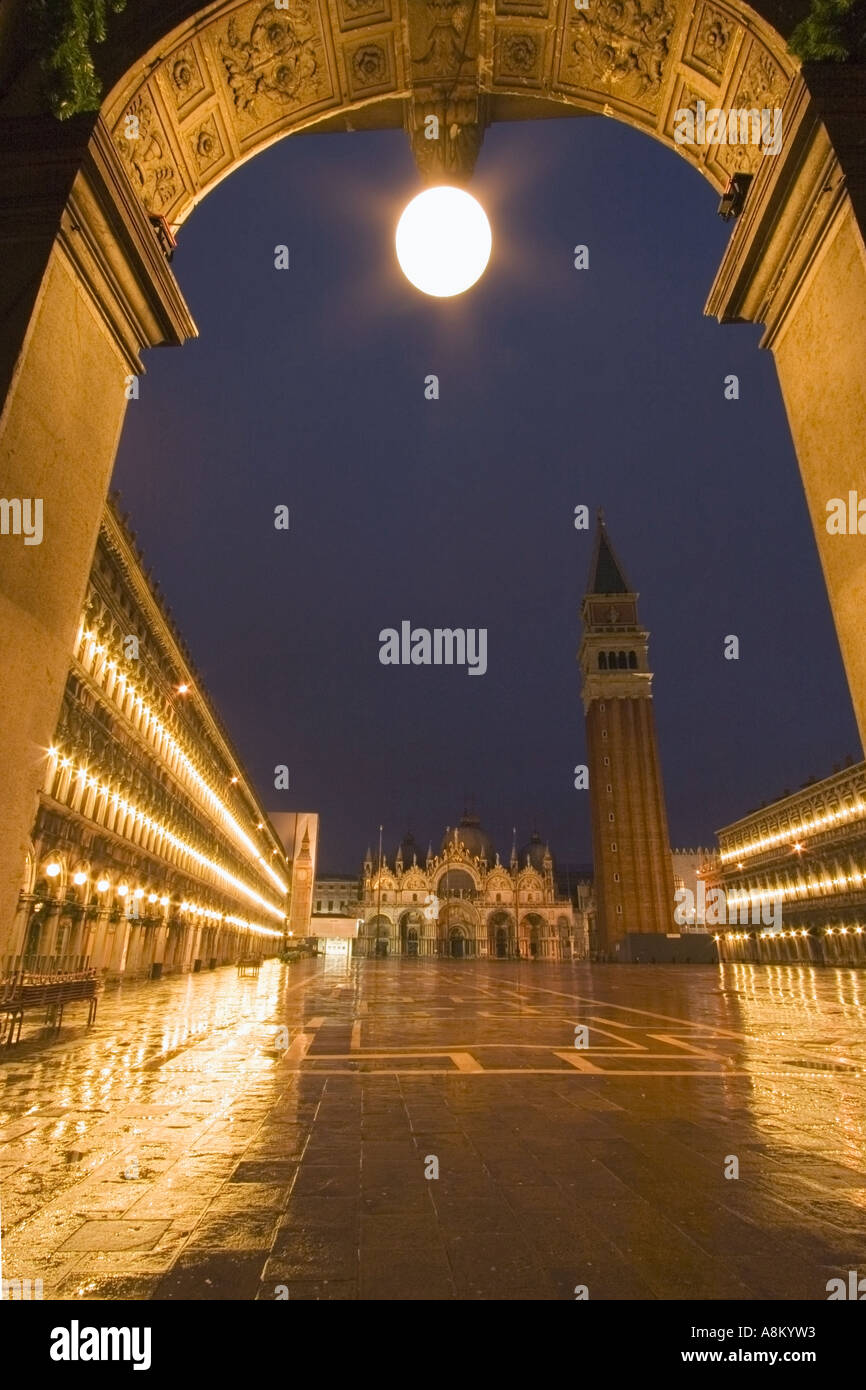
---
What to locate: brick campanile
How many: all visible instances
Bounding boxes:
[578,514,674,956]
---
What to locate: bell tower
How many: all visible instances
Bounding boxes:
[578,514,674,955]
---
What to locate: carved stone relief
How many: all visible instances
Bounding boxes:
[113,94,180,213]
[495,0,551,14]
[405,96,488,181]
[563,0,677,109]
[410,0,477,83]
[345,34,395,97]
[493,27,544,85]
[164,43,210,112]
[686,3,737,82]
[336,0,391,30]
[188,113,227,176]
[732,41,788,115]
[101,0,796,219]
[217,1,331,126]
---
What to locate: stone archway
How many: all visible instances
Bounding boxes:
[1,2,866,951]
[521,911,547,960]
[97,1,800,223]
[366,912,392,959]
[399,908,423,956]
[488,908,515,959]
[449,926,468,960]
[438,898,480,956]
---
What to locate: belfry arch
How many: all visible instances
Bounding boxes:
[1,0,865,952]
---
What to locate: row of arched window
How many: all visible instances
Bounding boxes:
[72,606,283,895]
[75,619,214,796]
[598,651,638,670]
[43,755,276,917]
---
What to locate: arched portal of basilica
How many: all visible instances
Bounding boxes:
[355,817,589,960]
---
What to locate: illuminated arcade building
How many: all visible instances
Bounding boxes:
[356,815,589,960]
[10,501,288,978]
[715,759,866,965]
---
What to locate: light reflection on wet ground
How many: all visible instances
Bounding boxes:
[1,959,864,1300]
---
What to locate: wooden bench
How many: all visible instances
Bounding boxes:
[236,957,262,978]
[0,971,100,1045]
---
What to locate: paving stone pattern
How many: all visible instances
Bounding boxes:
[1,959,865,1300]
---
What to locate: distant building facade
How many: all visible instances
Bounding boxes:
[11,503,288,979]
[578,515,677,958]
[715,761,866,965]
[311,873,361,957]
[671,848,718,901]
[355,816,588,960]
[314,875,358,917]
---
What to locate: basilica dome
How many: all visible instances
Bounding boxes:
[520,830,551,872]
[441,813,496,863]
[396,832,422,866]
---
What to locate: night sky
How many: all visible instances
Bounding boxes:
[112,114,860,875]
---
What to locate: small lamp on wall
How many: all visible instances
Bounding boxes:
[718,173,753,222]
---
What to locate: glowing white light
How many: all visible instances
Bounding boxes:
[396,186,492,297]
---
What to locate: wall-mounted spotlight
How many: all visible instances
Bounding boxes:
[718,173,752,222]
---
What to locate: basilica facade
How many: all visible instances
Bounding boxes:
[355,815,589,961]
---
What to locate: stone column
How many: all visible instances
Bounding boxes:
[106,918,131,978]
[189,924,203,970]
[0,115,195,955]
[152,920,169,971]
[706,73,866,752]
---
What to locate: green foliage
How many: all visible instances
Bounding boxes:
[31,0,127,118]
[789,0,866,62]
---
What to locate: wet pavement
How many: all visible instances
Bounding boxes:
[1,957,865,1300]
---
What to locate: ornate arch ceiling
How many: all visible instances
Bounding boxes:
[102,0,797,227]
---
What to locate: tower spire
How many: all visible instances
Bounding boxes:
[587,510,632,596]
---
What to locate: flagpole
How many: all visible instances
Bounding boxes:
[375,823,383,957]
[513,826,519,962]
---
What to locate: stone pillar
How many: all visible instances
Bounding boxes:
[7,901,28,961]
[706,73,866,752]
[88,911,110,971]
[0,116,195,955]
[189,924,203,970]
[106,918,131,978]
[152,921,169,969]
